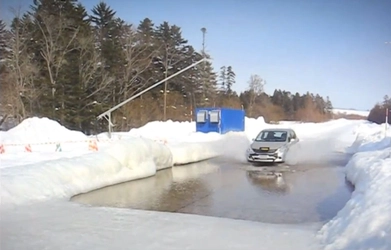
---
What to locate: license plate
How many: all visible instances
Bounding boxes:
[260,147,269,151]
[254,155,267,159]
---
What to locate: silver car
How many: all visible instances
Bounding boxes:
[246,128,299,164]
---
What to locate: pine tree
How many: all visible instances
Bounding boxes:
[218,66,226,92]
[155,21,188,119]
[137,18,155,45]
[90,2,124,107]
[225,66,235,94]
[0,20,8,61]
[197,52,217,106]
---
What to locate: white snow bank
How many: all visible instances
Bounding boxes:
[0,117,87,144]
[1,138,173,208]
[0,132,235,207]
[317,126,391,250]
[0,117,91,154]
[346,122,391,154]
[128,119,195,140]
[169,132,250,165]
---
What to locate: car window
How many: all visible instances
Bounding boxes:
[255,131,288,142]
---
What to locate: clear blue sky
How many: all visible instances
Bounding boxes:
[2,0,391,110]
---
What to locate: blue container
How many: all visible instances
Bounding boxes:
[195,107,245,134]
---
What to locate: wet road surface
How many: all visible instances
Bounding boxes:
[71,155,353,224]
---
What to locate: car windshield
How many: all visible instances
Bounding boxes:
[255,131,288,142]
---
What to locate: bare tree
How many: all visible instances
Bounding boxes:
[77,30,114,102]
[34,9,79,101]
[118,25,157,100]
[116,25,158,129]
[248,74,266,117]
[5,7,40,120]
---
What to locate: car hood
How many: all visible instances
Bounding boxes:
[251,141,287,150]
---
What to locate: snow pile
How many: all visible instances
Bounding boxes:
[347,123,391,153]
[0,117,87,144]
[128,120,195,140]
[1,138,173,208]
[0,117,90,154]
[317,125,391,250]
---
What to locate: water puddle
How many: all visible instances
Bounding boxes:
[71,156,353,224]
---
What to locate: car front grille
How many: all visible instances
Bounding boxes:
[252,148,277,153]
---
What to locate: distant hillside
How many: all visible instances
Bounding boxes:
[332,108,370,118]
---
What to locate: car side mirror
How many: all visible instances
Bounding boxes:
[251,138,255,141]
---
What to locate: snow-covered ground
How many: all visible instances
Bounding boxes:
[332,108,370,117]
[1,116,390,250]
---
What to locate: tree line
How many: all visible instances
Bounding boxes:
[367,95,391,125]
[0,0,334,134]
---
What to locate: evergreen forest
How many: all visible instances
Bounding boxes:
[0,0,336,134]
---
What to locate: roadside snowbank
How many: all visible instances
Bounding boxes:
[346,122,391,153]
[1,138,173,208]
[317,125,391,250]
[1,132,249,207]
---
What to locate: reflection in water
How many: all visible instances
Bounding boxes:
[71,160,220,211]
[72,168,173,209]
[72,156,353,224]
[246,171,290,194]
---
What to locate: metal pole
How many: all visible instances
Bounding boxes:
[386,107,389,138]
[97,58,207,120]
[108,112,112,138]
[190,104,193,122]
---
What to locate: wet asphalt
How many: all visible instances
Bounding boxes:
[71,153,353,224]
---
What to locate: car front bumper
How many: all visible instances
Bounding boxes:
[246,150,285,163]
[247,154,284,163]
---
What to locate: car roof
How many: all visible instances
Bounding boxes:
[260,128,295,132]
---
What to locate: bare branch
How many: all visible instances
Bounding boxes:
[116,26,161,100]
[248,74,266,117]
[35,9,80,96]
[4,7,41,119]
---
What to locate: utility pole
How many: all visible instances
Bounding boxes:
[201,27,207,106]
[201,27,206,53]
[386,107,389,138]
[385,42,390,139]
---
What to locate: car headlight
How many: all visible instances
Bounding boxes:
[275,147,286,155]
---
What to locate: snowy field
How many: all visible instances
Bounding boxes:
[0,116,390,250]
